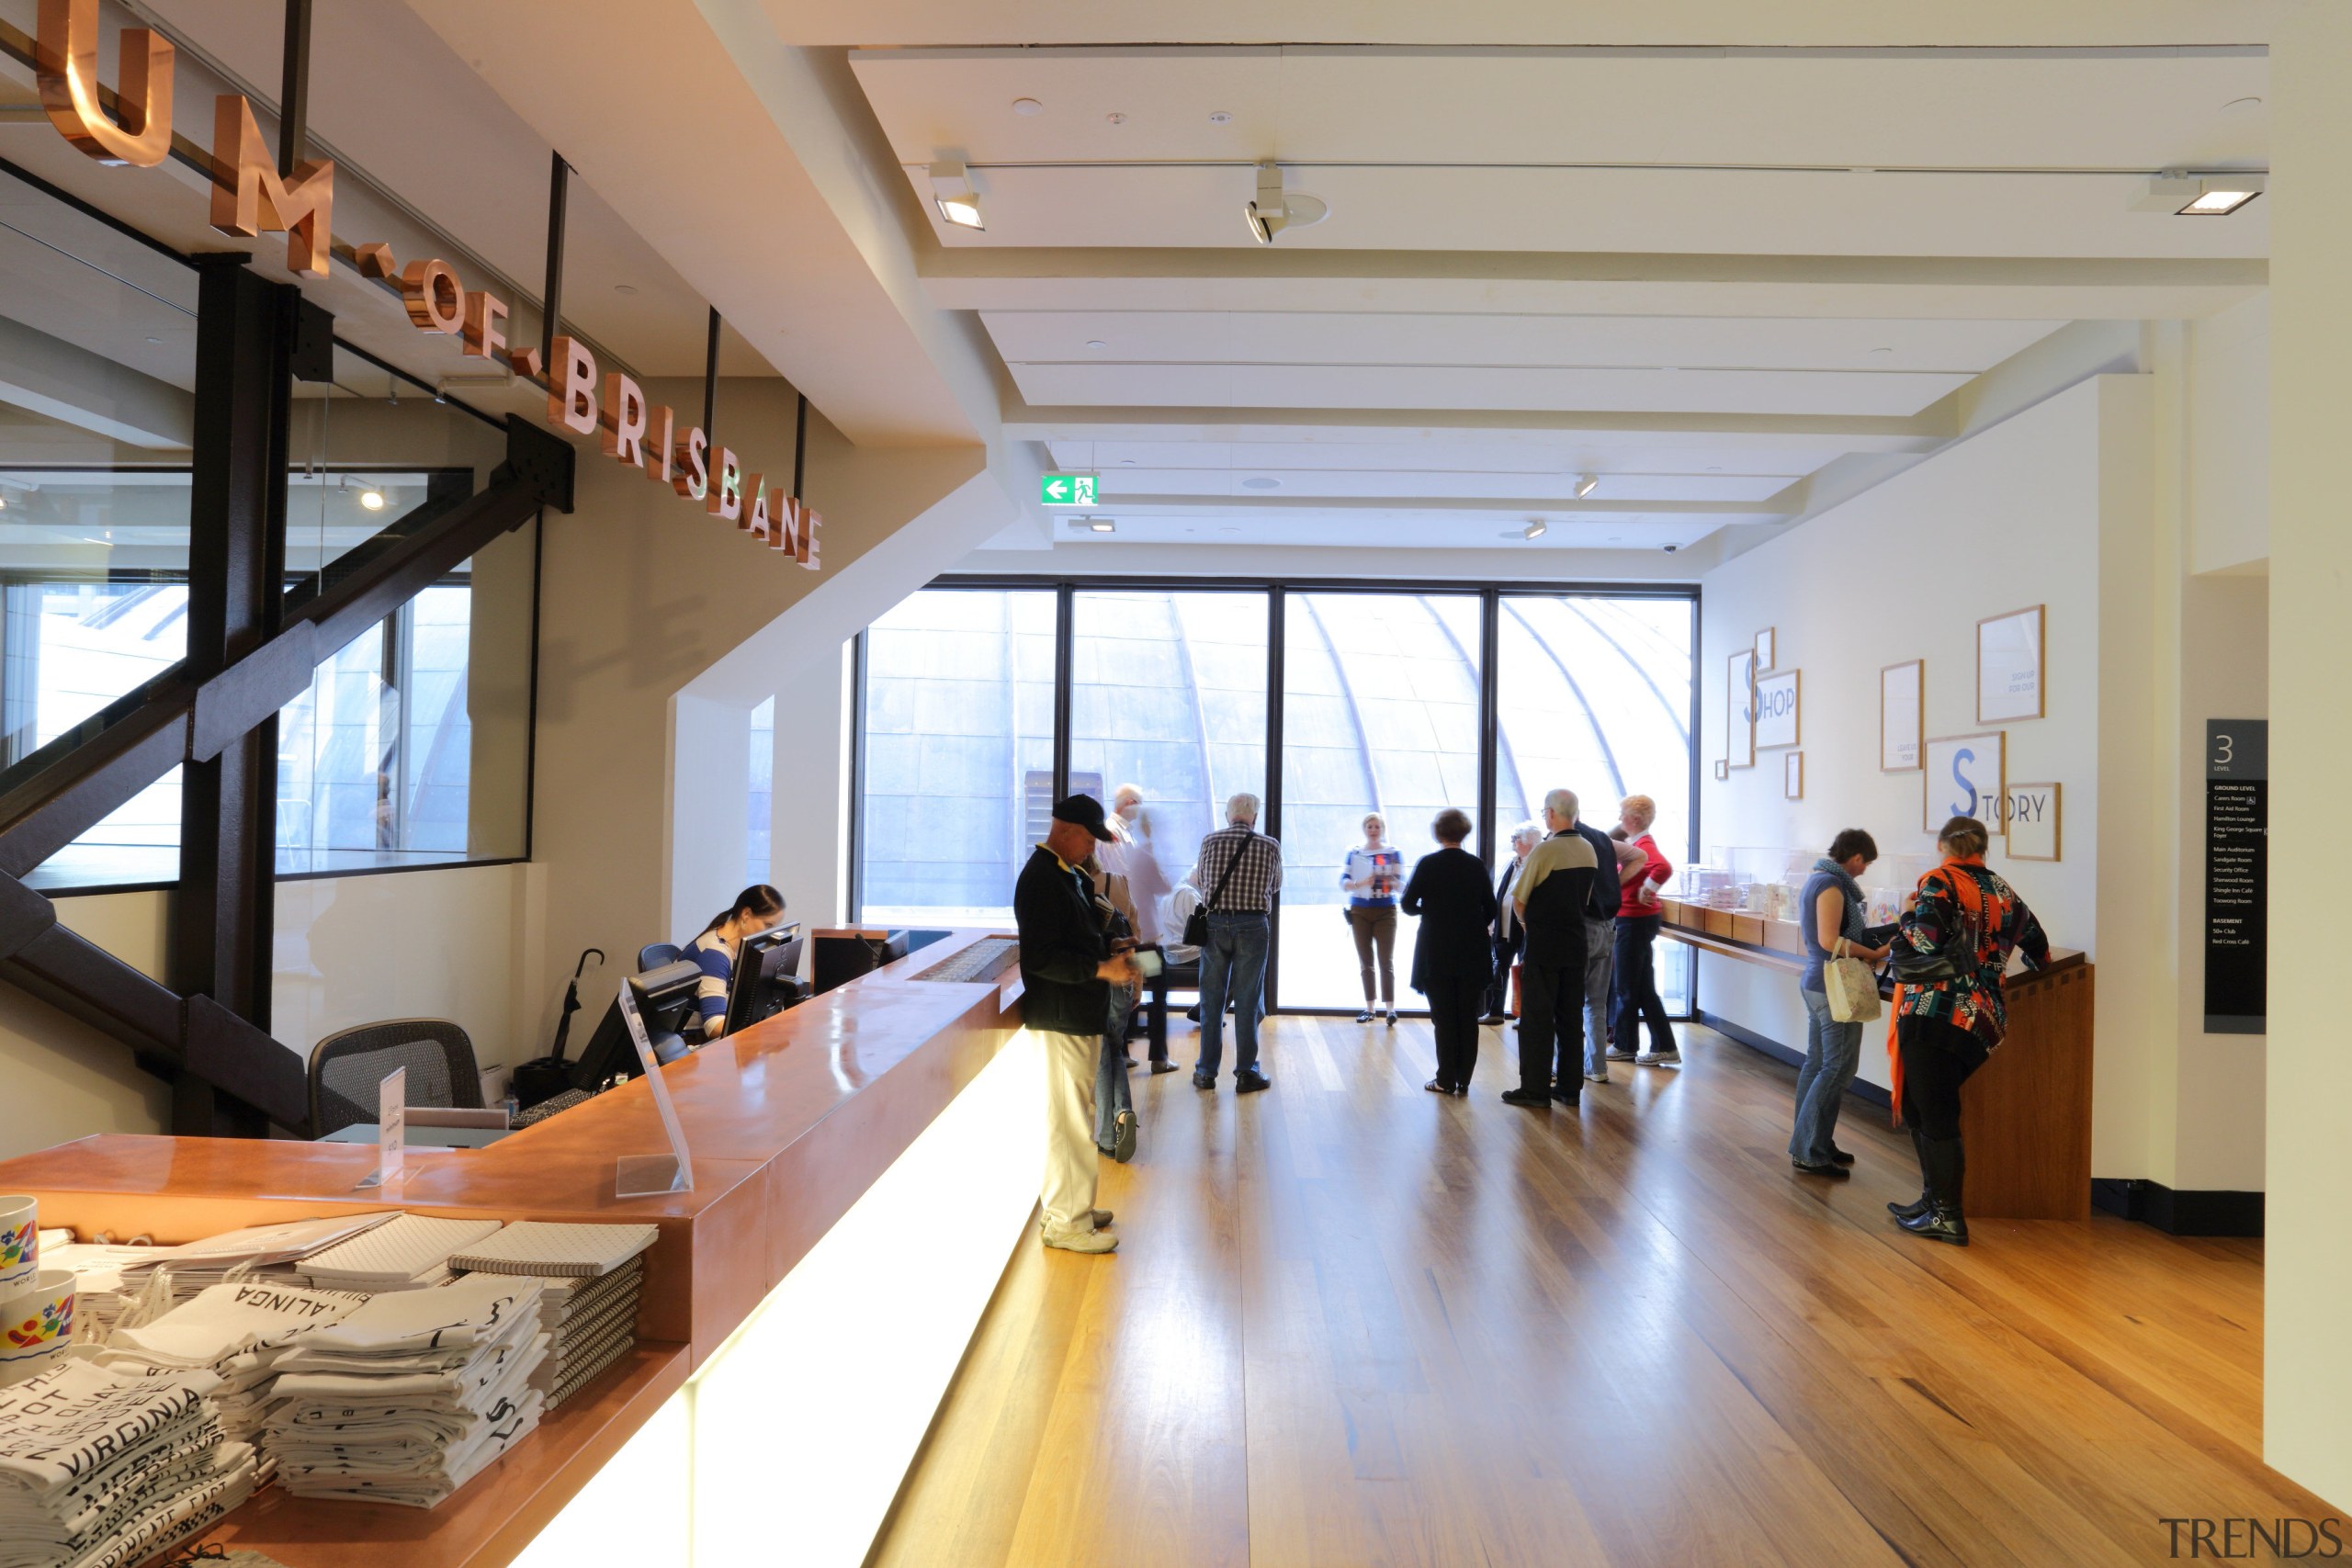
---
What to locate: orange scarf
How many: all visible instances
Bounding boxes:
[1886,856,1986,1125]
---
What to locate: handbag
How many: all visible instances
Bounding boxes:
[1182,840,1247,948]
[1886,866,1985,987]
[1823,937,1882,1024]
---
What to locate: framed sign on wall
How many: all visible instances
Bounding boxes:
[1978,604,2046,724]
[1881,660,1922,772]
[2006,782,2060,860]
[1754,669,1800,749]
[1754,626,1776,668]
[1713,758,1730,781]
[1923,731,2007,833]
[1784,751,1804,799]
[1728,650,1756,768]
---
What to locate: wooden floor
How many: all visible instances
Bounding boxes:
[870,1016,2319,1568]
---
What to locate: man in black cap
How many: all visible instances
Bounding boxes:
[1015,794,1141,1254]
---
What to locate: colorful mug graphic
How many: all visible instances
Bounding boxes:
[0,1269,75,1386]
[4,1292,70,1348]
[0,1195,38,1293]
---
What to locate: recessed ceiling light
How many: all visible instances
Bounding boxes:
[614,284,639,296]
[1105,112,1126,126]
[1120,458,1136,467]
[1573,473,1599,499]
[1012,98,1043,116]
[1208,110,1234,125]
[927,161,985,230]
[1241,476,1281,491]
[1219,525,1240,534]
[359,489,386,512]
[144,335,163,344]
[1522,520,1548,540]
[1086,339,1109,350]
[1087,518,1115,533]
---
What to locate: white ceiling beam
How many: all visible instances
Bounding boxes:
[923,248,2265,320]
[0,317,193,449]
[1004,400,1951,453]
[1096,492,1787,518]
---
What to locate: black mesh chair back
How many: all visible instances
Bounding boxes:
[311,1019,484,1137]
[638,942,684,972]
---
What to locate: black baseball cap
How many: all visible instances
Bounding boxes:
[1052,794,1116,841]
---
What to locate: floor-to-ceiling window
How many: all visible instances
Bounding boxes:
[859,587,1056,923]
[853,581,1697,1012]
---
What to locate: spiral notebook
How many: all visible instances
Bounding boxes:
[446,1223,657,1280]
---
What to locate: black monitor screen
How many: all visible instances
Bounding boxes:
[569,960,702,1090]
[723,923,807,1036]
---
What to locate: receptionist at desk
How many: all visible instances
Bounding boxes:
[689,884,788,1041]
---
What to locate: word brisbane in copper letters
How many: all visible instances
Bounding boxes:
[31,0,820,570]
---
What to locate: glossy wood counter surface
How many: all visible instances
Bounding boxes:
[0,930,1023,1568]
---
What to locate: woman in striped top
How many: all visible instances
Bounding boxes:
[688,885,786,1041]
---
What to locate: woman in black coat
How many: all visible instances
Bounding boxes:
[1400,808,1498,1095]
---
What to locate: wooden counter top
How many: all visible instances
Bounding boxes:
[0,930,1023,1568]
[1657,899,2085,998]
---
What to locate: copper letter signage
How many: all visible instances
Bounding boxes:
[209,96,334,276]
[38,0,175,168]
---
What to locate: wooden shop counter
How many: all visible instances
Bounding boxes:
[1657,899,2096,1221]
[0,929,1029,1568]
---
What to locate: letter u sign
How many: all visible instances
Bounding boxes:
[38,0,175,167]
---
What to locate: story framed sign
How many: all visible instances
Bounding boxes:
[1978,605,2046,724]
[1881,660,1923,772]
[2005,782,2061,860]
[1754,669,1800,749]
[1727,650,1757,769]
[1922,730,2007,834]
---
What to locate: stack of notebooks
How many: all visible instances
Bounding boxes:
[448,1224,656,1408]
[118,1213,398,1309]
[295,1214,505,1293]
[262,1274,548,1509]
[0,1359,256,1568]
[95,1280,372,1462]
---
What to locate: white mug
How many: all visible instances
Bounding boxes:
[0,1196,36,1294]
[0,1268,75,1388]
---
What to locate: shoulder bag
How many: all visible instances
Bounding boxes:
[1887,867,1986,987]
[1183,839,1246,949]
[1823,937,1883,1024]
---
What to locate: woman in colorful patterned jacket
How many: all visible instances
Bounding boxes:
[1887,815,2051,1247]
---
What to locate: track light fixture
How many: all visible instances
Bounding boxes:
[1574,474,1600,499]
[1244,162,1329,244]
[1522,520,1548,540]
[2131,170,2264,216]
[927,161,985,230]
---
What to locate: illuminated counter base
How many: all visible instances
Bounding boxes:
[0,931,1039,1568]
[515,1031,1043,1568]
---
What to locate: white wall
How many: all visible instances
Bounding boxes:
[1694,378,2115,1098]
[2188,293,2270,577]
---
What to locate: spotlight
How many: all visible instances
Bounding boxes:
[1243,162,1329,245]
[359,489,386,512]
[1574,474,1599,499]
[1522,520,1548,540]
[1086,518,1115,533]
[927,162,985,231]
[2131,170,2264,215]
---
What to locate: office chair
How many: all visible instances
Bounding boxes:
[310,1019,485,1138]
[638,942,684,972]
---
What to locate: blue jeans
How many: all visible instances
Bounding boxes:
[1790,987,1863,1163]
[1096,982,1136,1149]
[1196,912,1270,1078]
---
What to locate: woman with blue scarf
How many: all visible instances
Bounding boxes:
[1791,829,1900,1177]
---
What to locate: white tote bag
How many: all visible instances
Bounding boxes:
[1823,937,1883,1024]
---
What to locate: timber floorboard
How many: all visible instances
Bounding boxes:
[868,1017,2322,1568]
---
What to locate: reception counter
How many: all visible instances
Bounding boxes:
[0,929,1033,1568]
[1657,899,2096,1222]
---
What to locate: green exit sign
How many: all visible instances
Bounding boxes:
[1041,473,1098,506]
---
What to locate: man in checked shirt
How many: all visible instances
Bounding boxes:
[1189,793,1283,1093]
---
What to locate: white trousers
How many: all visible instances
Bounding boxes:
[1036,1028,1102,1240]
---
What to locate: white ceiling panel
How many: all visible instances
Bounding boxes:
[853,46,2266,173]
[1068,467,1795,502]
[1044,511,1727,551]
[1011,362,1973,415]
[1052,438,1838,476]
[986,312,2066,371]
[913,163,2266,259]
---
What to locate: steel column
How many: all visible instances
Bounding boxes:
[540,154,569,374]
[277,0,312,176]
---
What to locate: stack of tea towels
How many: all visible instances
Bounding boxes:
[116,1212,399,1311]
[262,1273,548,1508]
[94,1280,372,1467]
[446,1223,656,1410]
[0,1359,256,1568]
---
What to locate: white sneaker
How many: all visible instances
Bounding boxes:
[1044,1227,1117,1254]
[1634,1050,1682,1066]
[1585,1070,1610,1084]
[1605,1046,1637,1061]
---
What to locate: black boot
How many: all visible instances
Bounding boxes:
[1896,1135,1969,1245]
[1887,1124,1933,1221]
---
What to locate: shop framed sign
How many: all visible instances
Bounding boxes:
[1727,650,1757,768]
[1977,604,2045,724]
[1881,660,1923,772]
[1922,730,2006,834]
[1754,669,1799,749]
[2005,782,2061,861]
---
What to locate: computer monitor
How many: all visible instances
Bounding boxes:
[568,959,702,1091]
[722,922,808,1036]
